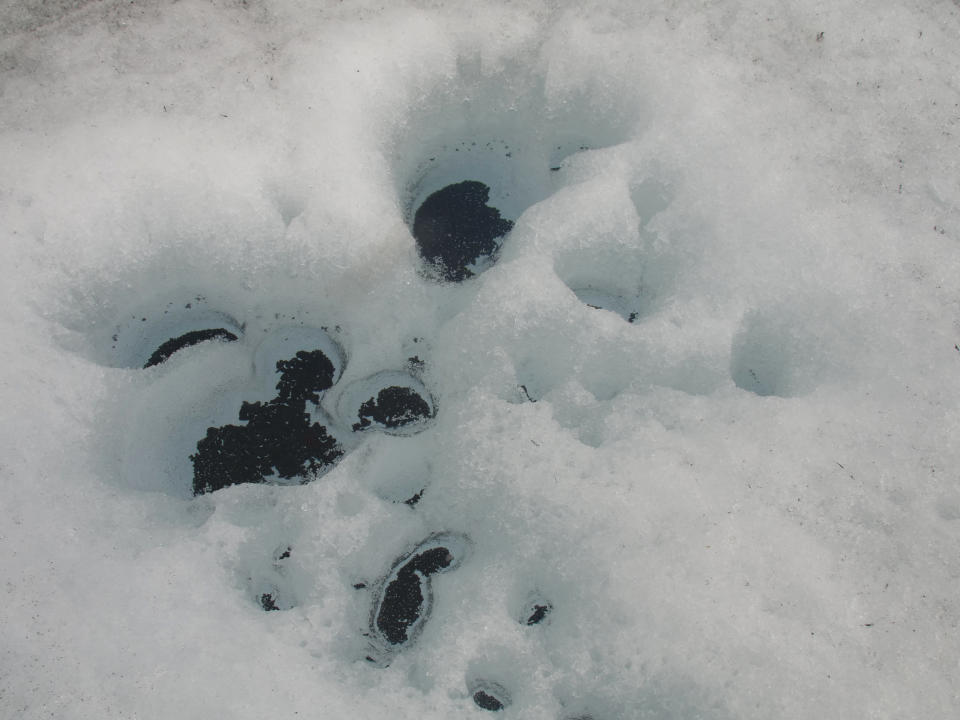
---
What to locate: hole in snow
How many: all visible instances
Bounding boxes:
[238,541,300,612]
[105,295,243,369]
[389,63,635,282]
[367,532,470,662]
[571,287,643,324]
[730,306,835,398]
[356,435,433,505]
[514,589,554,626]
[554,241,651,325]
[336,371,436,436]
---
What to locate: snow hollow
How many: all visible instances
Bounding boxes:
[1,1,959,719]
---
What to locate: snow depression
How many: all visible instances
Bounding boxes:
[1,1,959,719]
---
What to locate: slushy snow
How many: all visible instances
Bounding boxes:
[1,1,960,719]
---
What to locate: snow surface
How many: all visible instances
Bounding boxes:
[2,1,960,718]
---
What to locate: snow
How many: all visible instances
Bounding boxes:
[1,1,959,718]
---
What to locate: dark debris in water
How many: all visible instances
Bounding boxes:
[526,602,552,626]
[274,349,337,403]
[260,593,279,612]
[144,327,238,368]
[191,349,343,495]
[375,546,454,645]
[473,690,505,711]
[469,682,511,712]
[413,180,513,282]
[403,489,424,507]
[353,386,431,432]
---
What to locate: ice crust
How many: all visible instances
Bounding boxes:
[2,1,960,719]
